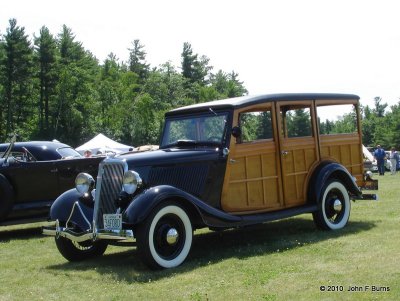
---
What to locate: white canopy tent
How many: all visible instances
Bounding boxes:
[76,133,133,155]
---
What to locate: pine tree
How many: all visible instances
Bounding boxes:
[181,42,211,85]
[0,30,5,139]
[54,25,99,145]
[34,26,59,139]
[0,19,35,139]
[128,39,149,83]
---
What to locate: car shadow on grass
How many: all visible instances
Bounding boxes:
[0,225,44,242]
[45,216,376,282]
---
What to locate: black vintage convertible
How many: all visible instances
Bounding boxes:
[0,136,103,224]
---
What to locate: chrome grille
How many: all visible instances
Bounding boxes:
[93,159,127,229]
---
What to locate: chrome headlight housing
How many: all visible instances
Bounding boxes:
[75,172,95,194]
[123,170,142,194]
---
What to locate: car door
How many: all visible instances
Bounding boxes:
[221,103,284,213]
[275,100,319,207]
[8,160,59,203]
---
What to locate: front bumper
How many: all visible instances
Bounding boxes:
[43,220,135,243]
[42,201,135,243]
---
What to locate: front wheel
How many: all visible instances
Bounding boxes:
[55,236,108,261]
[136,202,193,269]
[313,180,351,230]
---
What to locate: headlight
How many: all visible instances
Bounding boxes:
[365,170,373,180]
[123,170,142,194]
[75,173,95,194]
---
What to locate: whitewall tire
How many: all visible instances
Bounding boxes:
[313,181,351,230]
[137,202,193,269]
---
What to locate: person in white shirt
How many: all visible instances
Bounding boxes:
[389,147,398,175]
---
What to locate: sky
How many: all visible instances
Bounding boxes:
[2,0,400,110]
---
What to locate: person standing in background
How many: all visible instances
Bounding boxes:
[389,147,398,175]
[373,145,386,175]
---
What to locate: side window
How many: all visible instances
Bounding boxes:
[239,110,273,143]
[281,106,312,138]
[317,104,358,134]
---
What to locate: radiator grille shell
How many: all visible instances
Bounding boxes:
[93,158,127,229]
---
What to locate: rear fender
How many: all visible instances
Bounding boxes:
[49,189,94,231]
[123,185,241,227]
[308,162,361,204]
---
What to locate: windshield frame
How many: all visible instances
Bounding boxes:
[160,110,232,149]
[57,147,83,159]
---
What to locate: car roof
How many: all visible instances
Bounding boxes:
[0,141,70,150]
[0,141,73,161]
[166,93,360,116]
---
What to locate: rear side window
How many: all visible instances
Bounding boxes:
[317,104,358,134]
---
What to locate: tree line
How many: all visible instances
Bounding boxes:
[1,19,399,149]
[0,19,247,147]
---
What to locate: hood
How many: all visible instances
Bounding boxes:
[116,147,223,187]
[120,147,221,168]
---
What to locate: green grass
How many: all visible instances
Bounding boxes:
[1,174,399,301]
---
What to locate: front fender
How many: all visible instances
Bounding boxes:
[309,162,361,203]
[0,173,14,220]
[123,185,241,227]
[50,189,94,231]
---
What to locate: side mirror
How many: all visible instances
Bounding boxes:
[231,126,241,138]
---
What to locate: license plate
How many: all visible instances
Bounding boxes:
[103,214,122,230]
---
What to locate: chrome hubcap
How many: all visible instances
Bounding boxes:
[333,199,342,213]
[166,228,179,245]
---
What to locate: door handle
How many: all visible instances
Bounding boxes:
[230,159,238,164]
[281,151,289,156]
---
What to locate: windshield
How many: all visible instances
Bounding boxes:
[161,112,228,148]
[58,147,82,159]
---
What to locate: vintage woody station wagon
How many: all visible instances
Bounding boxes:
[43,93,377,269]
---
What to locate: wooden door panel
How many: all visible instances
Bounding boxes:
[280,141,317,205]
[277,100,319,207]
[222,143,282,213]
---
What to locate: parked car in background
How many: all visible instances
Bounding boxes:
[44,93,377,269]
[0,136,103,224]
[363,158,373,172]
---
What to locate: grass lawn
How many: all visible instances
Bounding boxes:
[1,173,399,301]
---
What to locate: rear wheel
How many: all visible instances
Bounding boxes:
[313,180,351,230]
[136,202,193,269]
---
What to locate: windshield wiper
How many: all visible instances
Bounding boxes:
[167,140,197,148]
[164,139,221,149]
